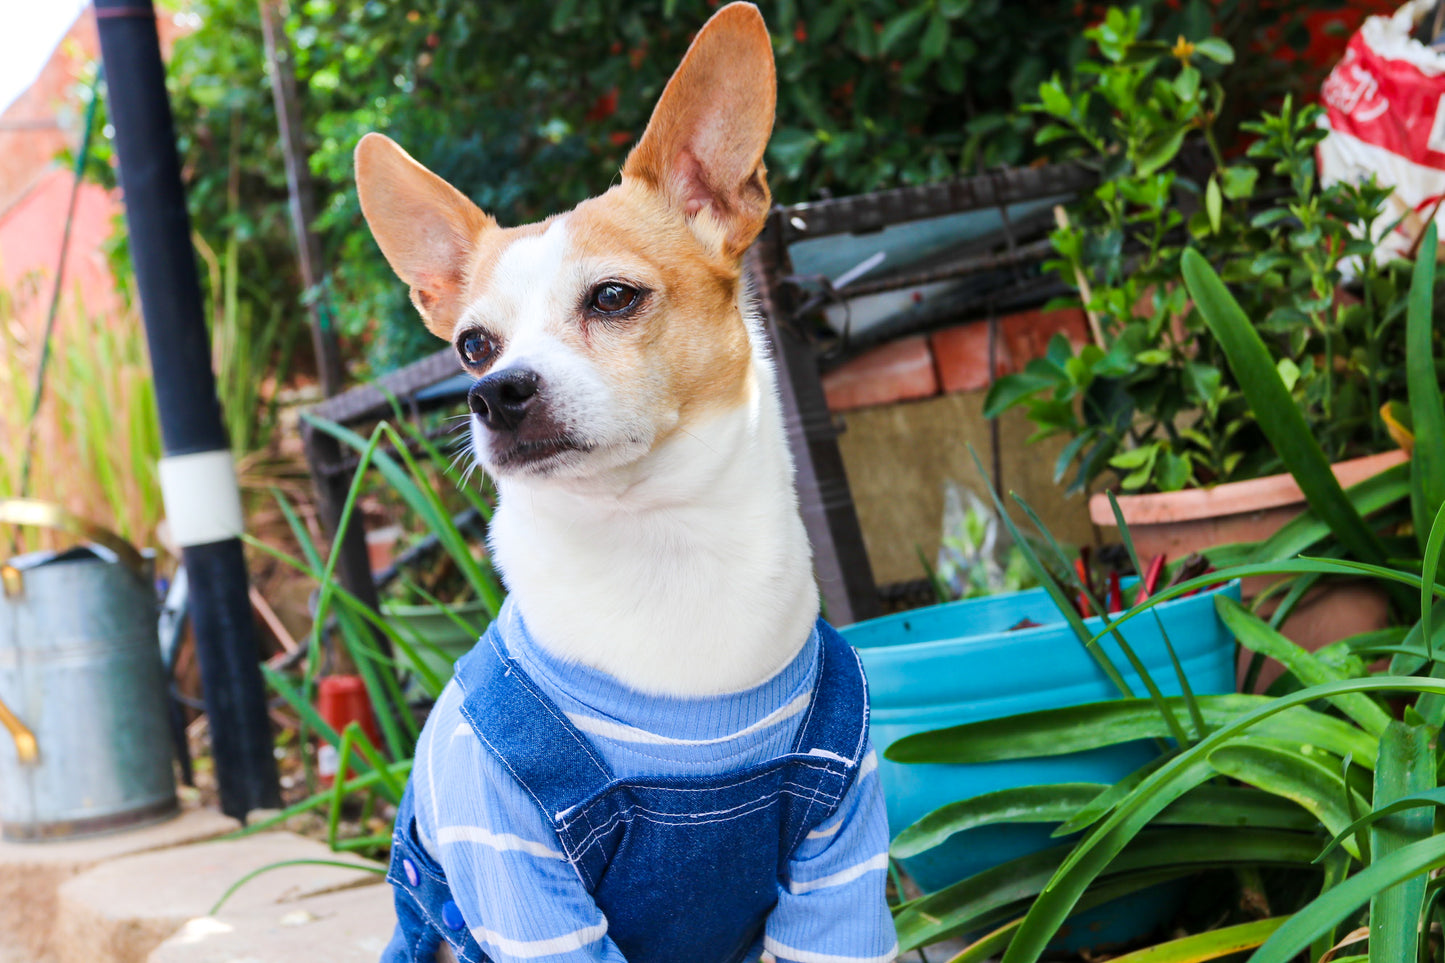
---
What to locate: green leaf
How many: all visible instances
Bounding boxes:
[1192,37,1235,63]
[920,11,949,61]
[767,127,819,179]
[892,783,1320,859]
[1408,223,1445,552]
[1249,834,1445,963]
[1136,128,1188,177]
[1174,65,1201,103]
[1207,739,1366,858]
[1205,174,1222,233]
[1221,164,1259,200]
[1251,208,1294,230]
[1108,917,1288,963]
[1037,78,1071,118]
[1156,451,1190,492]
[984,371,1059,417]
[1109,445,1157,469]
[937,869,1208,963]
[1182,250,1392,570]
[1275,358,1300,392]
[1368,723,1435,963]
[997,677,1445,963]
[878,6,928,55]
[886,694,1378,768]
[1216,596,1392,737]
[1316,787,1445,863]
[900,828,1317,950]
[1245,463,1410,564]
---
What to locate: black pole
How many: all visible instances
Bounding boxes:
[93,0,281,820]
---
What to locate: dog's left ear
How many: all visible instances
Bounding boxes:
[622,2,776,259]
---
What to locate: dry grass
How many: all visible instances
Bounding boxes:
[0,283,164,554]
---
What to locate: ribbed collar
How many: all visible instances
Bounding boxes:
[493,596,820,744]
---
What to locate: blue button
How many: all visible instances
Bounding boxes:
[442,901,466,931]
[402,858,419,887]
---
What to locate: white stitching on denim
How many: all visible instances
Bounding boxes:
[847,645,869,764]
[456,700,590,890]
[564,782,844,860]
[483,630,612,781]
[791,635,828,847]
[395,878,484,963]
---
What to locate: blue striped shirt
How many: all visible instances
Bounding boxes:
[408,598,898,962]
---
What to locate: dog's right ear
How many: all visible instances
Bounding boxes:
[355,133,495,338]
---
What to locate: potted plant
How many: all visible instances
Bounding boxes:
[985,8,1416,652]
[880,220,1445,963]
[839,461,1242,950]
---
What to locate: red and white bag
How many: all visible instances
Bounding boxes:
[1319,0,1445,264]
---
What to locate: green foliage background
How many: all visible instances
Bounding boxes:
[82,0,1339,374]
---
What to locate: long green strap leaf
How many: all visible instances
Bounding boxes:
[1182,248,1390,567]
[1011,492,1190,745]
[1407,222,1445,552]
[1247,464,1410,564]
[1368,722,1434,963]
[965,447,1139,703]
[1091,557,1434,644]
[938,868,1209,963]
[1206,738,1367,860]
[1421,499,1445,661]
[893,782,1321,859]
[887,695,1377,769]
[1107,916,1289,963]
[1216,596,1391,737]
[1248,833,1445,963]
[999,677,1445,963]
[899,827,1319,950]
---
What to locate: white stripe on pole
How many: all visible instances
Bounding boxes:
[157,449,245,547]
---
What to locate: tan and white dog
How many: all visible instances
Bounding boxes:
[356,6,896,961]
[355,4,815,698]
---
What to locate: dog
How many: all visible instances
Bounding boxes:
[356,5,897,961]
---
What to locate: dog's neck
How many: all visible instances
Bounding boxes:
[486,329,818,698]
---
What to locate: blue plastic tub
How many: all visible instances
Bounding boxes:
[841,580,1240,947]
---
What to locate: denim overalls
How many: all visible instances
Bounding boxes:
[383,619,869,963]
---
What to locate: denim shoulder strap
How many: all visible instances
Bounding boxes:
[789,619,870,767]
[453,623,614,821]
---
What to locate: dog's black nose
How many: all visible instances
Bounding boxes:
[469,367,541,431]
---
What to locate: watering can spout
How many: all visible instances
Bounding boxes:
[0,697,37,765]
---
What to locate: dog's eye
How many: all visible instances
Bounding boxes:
[588,282,639,315]
[457,331,496,367]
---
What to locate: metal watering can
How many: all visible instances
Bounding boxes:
[0,499,177,841]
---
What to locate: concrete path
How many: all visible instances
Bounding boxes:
[0,805,391,963]
[0,804,977,962]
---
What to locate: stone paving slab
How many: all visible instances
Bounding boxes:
[0,807,238,963]
[54,830,384,963]
[147,883,394,963]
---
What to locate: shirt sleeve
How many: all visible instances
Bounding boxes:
[411,685,629,963]
[764,745,900,963]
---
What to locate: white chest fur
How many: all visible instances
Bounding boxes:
[486,349,818,697]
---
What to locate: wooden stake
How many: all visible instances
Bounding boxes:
[1054,204,1107,347]
[259,0,345,397]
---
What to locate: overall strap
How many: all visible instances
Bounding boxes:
[789,619,870,768]
[454,623,615,824]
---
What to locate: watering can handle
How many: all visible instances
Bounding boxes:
[0,498,149,581]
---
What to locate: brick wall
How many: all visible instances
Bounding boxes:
[821,309,1097,584]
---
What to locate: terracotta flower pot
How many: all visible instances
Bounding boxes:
[1089,449,1408,687]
